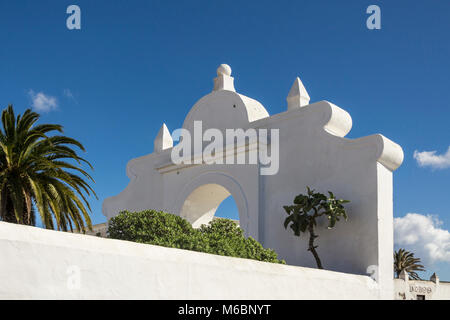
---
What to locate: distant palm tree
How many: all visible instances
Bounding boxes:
[0,105,96,232]
[394,248,425,280]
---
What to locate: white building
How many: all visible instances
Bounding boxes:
[394,271,450,300]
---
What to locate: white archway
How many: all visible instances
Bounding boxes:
[173,172,250,234]
[179,184,232,228]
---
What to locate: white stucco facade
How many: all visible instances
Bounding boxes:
[2,221,450,300]
[394,272,450,300]
[0,221,380,300]
[103,64,404,299]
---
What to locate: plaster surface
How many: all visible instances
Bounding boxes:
[394,274,450,300]
[0,222,380,300]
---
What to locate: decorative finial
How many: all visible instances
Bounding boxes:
[154,123,173,153]
[430,272,439,284]
[213,64,235,92]
[287,77,310,110]
[217,64,232,76]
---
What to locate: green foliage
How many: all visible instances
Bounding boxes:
[199,218,281,263]
[394,248,425,280]
[107,210,196,247]
[0,105,96,232]
[283,187,349,269]
[108,210,284,264]
[283,187,349,236]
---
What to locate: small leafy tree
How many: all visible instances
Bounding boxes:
[283,187,349,269]
[394,248,425,280]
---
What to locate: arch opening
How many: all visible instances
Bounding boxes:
[215,196,239,222]
[180,184,240,228]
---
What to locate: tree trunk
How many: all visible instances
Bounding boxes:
[308,223,323,269]
[22,191,32,225]
[0,191,16,223]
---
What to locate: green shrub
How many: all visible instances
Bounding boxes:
[199,219,282,263]
[107,210,198,249]
[108,210,284,264]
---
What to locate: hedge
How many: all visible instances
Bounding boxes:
[108,210,284,264]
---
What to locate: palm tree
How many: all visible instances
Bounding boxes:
[394,248,425,280]
[0,105,96,232]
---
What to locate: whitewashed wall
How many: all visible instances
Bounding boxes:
[394,278,450,300]
[103,66,404,299]
[0,222,381,300]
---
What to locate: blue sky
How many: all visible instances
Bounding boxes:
[1,1,449,279]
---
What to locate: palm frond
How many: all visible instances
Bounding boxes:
[0,105,95,231]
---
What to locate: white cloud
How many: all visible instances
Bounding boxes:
[414,147,450,169]
[394,213,450,264]
[28,90,58,112]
